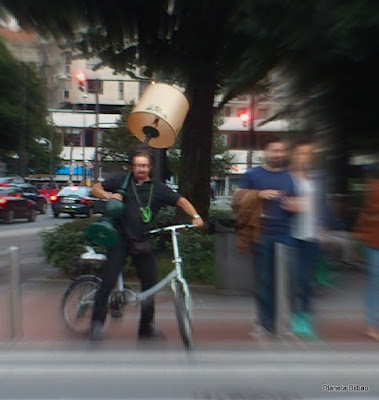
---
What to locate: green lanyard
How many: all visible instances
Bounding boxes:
[131,179,154,223]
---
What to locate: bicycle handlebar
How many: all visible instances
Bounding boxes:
[147,224,197,235]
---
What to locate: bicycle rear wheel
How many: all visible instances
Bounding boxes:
[172,279,193,350]
[61,275,102,334]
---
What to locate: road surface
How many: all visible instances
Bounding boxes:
[0,348,377,399]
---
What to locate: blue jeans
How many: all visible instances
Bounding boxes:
[290,238,319,314]
[253,233,292,332]
[364,247,379,328]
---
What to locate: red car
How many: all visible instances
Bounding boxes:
[15,183,49,214]
[38,182,60,200]
[0,186,37,223]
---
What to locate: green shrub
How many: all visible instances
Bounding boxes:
[40,216,107,277]
[41,209,217,284]
[163,230,215,284]
[153,206,176,227]
[208,208,235,233]
[151,206,176,254]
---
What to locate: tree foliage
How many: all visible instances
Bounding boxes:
[99,106,140,176]
[167,118,234,180]
[0,38,61,175]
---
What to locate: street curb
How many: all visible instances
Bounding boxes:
[26,275,219,294]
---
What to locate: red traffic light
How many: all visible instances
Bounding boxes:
[75,71,87,83]
[239,112,250,123]
[238,110,251,128]
[75,71,87,92]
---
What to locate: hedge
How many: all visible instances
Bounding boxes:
[40,206,233,283]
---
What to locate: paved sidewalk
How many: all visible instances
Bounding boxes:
[0,267,377,351]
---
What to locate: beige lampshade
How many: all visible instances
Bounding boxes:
[128,83,189,148]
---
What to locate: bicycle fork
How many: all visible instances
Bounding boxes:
[170,228,192,317]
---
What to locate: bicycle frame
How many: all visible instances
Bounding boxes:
[111,224,193,306]
[64,224,195,344]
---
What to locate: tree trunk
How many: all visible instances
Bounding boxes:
[178,65,217,222]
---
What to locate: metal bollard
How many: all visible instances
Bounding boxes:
[9,246,22,339]
[275,242,290,337]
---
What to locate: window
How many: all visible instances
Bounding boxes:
[257,108,268,119]
[138,81,149,99]
[65,53,71,65]
[85,129,94,146]
[224,106,231,117]
[87,80,103,94]
[64,90,70,99]
[228,132,253,150]
[216,133,228,146]
[64,52,71,74]
[227,132,271,150]
[58,186,90,197]
[63,132,80,146]
[118,82,124,100]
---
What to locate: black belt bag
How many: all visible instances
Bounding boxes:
[129,239,153,255]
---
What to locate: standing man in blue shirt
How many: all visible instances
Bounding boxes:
[238,136,296,337]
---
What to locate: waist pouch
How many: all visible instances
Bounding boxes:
[129,239,152,255]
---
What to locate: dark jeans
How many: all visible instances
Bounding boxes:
[92,238,157,328]
[289,238,319,314]
[364,246,379,328]
[253,233,292,332]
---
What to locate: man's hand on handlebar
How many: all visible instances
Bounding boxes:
[191,216,204,228]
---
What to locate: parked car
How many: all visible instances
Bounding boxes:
[13,183,48,214]
[0,186,37,223]
[0,175,25,185]
[50,186,106,218]
[37,182,60,200]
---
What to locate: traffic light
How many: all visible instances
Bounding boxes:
[75,71,87,92]
[238,109,250,128]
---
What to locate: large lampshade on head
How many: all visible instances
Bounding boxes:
[128,83,189,148]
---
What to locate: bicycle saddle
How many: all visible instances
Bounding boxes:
[81,246,108,262]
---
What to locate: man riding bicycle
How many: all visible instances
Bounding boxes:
[89,146,204,341]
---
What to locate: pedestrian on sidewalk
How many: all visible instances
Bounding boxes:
[89,146,204,341]
[353,164,379,341]
[210,179,217,201]
[236,136,296,337]
[283,137,327,338]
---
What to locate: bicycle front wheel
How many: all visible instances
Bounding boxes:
[61,275,102,334]
[172,280,193,350]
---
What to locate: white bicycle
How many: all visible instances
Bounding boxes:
[61,224,195,350]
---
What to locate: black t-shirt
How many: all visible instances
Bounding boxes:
[102,174,181,240]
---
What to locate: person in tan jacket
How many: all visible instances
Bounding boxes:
[353,165,379,341]
[232,189,262,253]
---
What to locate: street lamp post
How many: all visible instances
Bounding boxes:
[82,93,88,185]
[48,115,54,182]
[239,94,255,168]
[37,137,53,181]
[94,79,100,183]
